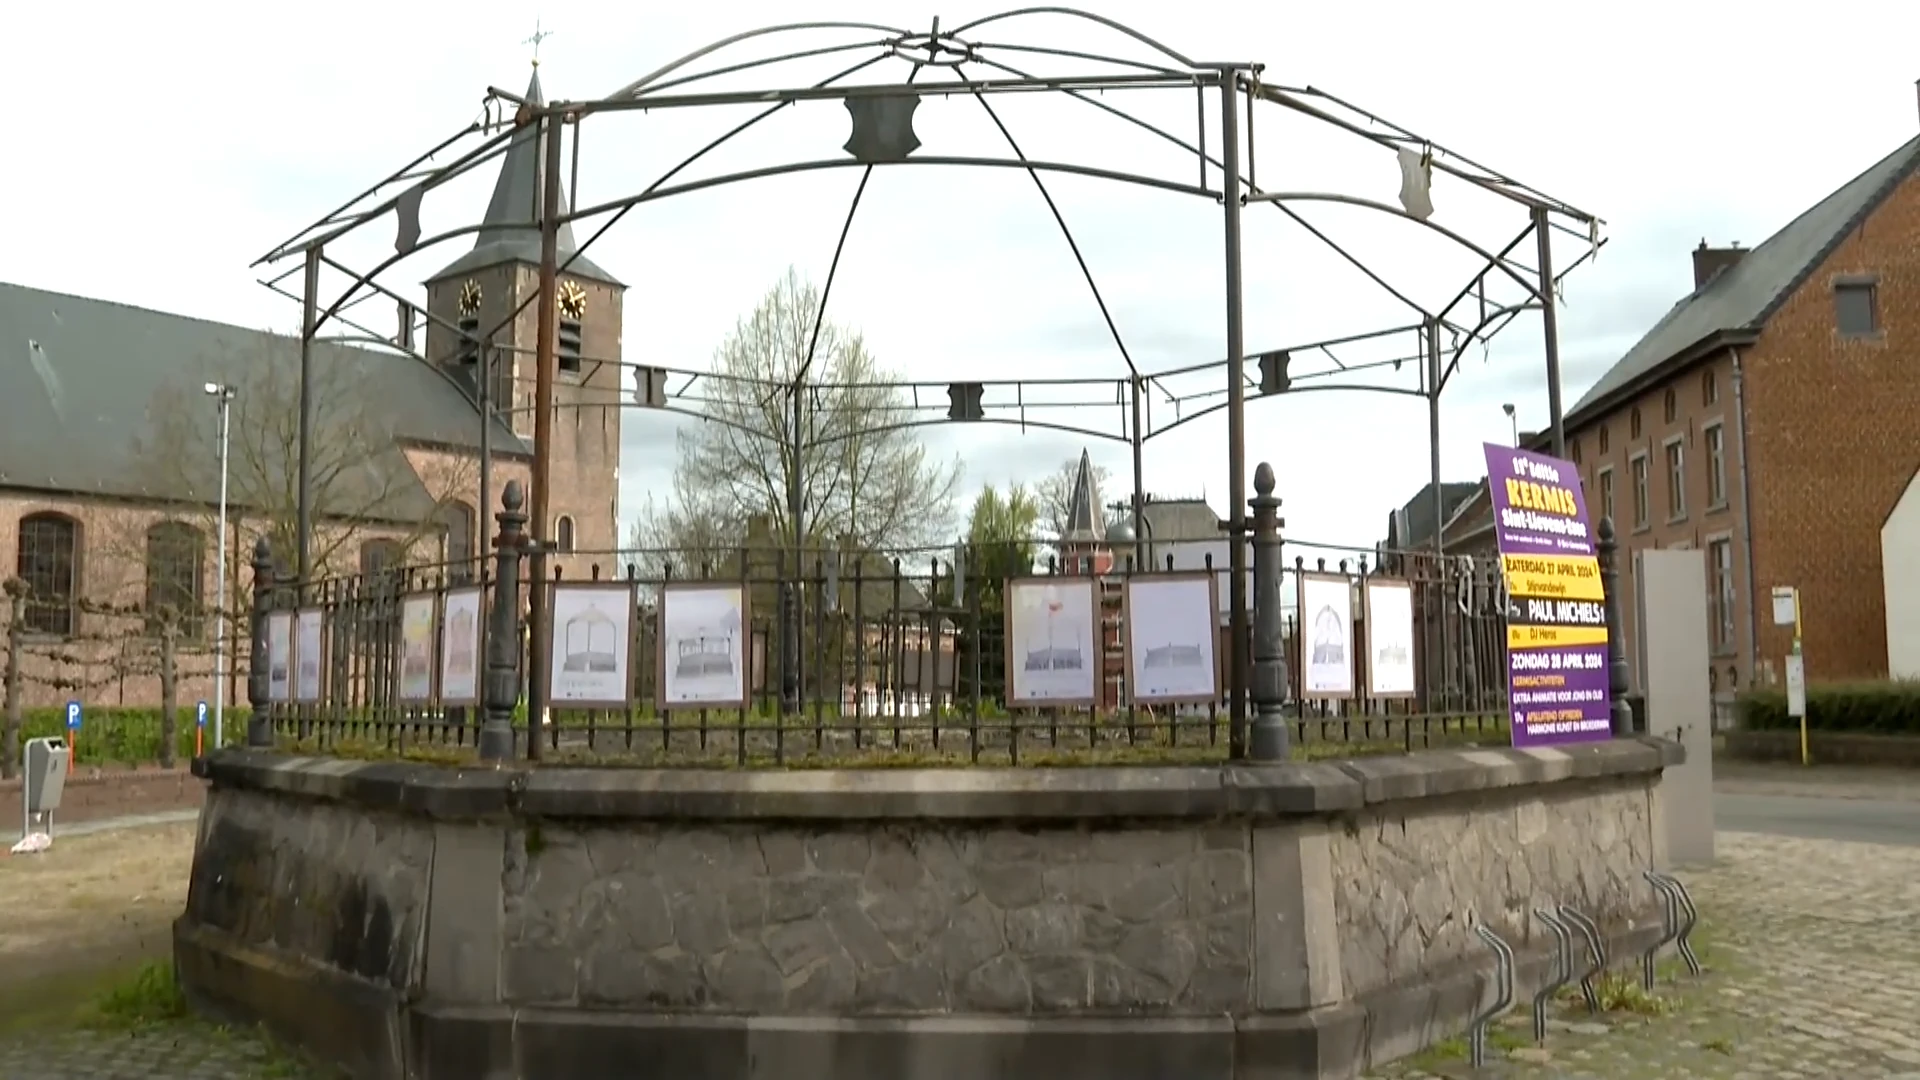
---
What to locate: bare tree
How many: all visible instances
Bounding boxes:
[1033,455,1112,540]
[636,269,963,556]
[134,338,475,577]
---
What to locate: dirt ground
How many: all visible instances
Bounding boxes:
[0,821,197,1026]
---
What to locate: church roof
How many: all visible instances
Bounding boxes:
[426,70,623,288]
[1059,449,1107,543]
[0,282,526,516]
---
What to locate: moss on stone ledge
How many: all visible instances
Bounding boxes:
[277,719,1509,769]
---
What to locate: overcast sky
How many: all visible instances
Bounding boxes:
[7,1,1920,560]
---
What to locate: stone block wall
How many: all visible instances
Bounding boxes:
[500,821,1252,1017]
[1329,777,1654,998]
[173,739,1681,1080]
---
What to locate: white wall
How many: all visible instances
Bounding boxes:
[1885,469,1920,678]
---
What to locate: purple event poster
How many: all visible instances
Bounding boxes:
[1482,443,1613,748]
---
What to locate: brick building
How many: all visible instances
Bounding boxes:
[0,68,623,709]
[1413,129,1920,692]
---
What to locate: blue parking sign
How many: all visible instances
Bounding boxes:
[197,701,208,729]
[65,700,82,732]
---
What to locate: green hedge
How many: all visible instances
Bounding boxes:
[1736,679,1920,735]
[10,706,254,766]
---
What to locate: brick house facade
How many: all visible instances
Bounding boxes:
[1413,131,1920,692]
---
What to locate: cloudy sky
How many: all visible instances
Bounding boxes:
[7,0,1919,560]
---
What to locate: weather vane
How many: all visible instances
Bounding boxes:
[524,19,555,67]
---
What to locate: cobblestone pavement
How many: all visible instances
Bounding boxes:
[1371,830,1920,1079]
[0,1027,321,1079]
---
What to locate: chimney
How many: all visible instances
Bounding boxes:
[1692,239,1746,290]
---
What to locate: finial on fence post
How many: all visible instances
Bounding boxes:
[1248,462,1291,761]
[246,537,276,748]
[480,481,529,761]
[1597,516,1637,736]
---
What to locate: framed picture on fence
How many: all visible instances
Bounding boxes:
[439,587,483,707]
[1362,578,1417,699]
[1297,572,1356,699]
[266,611,293,703]
[293,608,325,704]
[1122,572,1221,705]
[1003,576,1099,707]
[656,582,749,711]
[396,594,438,703]
[547,582,636,709]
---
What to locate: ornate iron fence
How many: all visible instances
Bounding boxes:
[242,478,1526,765]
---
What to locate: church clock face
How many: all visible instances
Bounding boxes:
[457,279,482,317]
[558,280,587,320]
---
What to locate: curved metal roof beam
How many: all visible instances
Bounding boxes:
[947,7,1202,71]
[608,22,912,99]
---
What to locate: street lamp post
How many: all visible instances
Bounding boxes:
[1502,403,1519,448]
[204,383,235,750]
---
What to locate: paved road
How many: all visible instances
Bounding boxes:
[1717,792,1920,846]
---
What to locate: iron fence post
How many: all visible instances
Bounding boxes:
[1598,516,1638,736]
[480,481,528,762]
[246,537,275,748]
[1248,463,1291,761]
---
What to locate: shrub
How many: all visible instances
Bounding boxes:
[1735,679,1920,735]
[14,705,254,766]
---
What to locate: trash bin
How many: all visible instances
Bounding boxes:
[21,736,70,837]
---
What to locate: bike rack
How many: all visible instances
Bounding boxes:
[1557,905,1607,1014]
[1647,870,1702,975]
[1469,923,1516,1069]
[1641,870,1703,989]
[1531,908,1575,1043]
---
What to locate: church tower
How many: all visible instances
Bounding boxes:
[423,68,626,577]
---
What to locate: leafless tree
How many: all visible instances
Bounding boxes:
[134,337,476,578]
[633,269,962,558]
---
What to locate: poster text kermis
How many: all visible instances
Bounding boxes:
[1499,457,1586,528]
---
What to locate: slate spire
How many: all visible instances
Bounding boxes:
[426,70,621,286]
[1059,449,1107,543]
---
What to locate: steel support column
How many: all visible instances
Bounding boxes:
[295,246,321,584]
[783,383,804,715]
[524,112,564,760]
[1535,206,1566,457]
[1219,69,1251,757]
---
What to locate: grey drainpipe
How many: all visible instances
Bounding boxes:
[1731,346,1761,682]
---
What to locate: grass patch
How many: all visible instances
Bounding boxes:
[76,961,328,1077]
[1590,970,1675,1016]
[1403,1025,1528,1070]
[85,960,188,1031]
